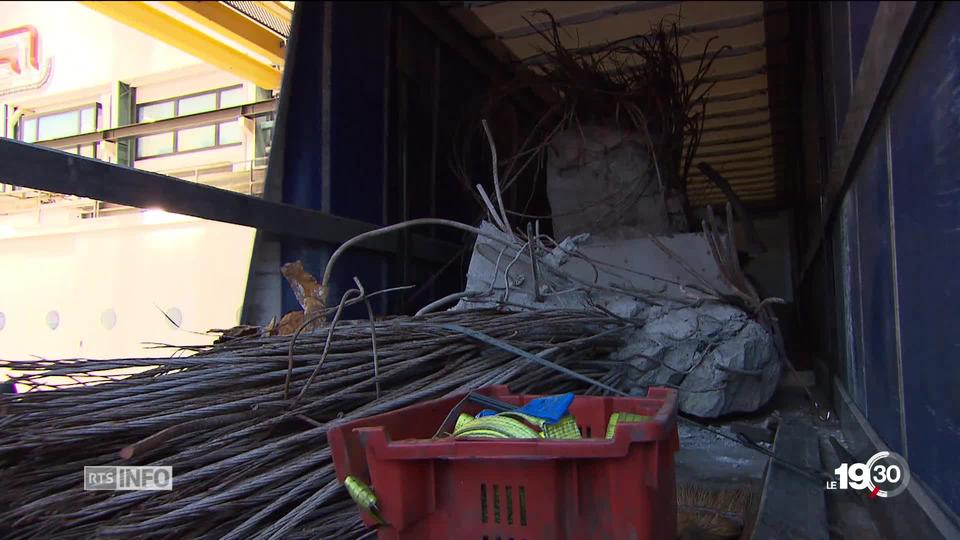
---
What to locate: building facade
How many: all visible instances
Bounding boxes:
[0,1,274,360]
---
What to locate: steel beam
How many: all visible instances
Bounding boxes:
[38,99,277,149]
[0,139,458,264]
[81,1,281,89]
[166,1,286,65]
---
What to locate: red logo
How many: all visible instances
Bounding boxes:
[0,25,51,96]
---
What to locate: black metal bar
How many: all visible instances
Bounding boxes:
[0,138,459,264]
[36,99,278,149]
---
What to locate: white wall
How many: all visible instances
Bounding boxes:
[0,212,256,360]
[0,1,203,107]
[1,1,256,171]
[0,2,264,367]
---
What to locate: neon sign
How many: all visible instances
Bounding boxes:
[0,25,52,96]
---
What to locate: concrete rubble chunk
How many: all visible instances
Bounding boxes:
[453,221,782,417]
[546,126,688,239]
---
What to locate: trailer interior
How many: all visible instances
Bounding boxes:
[1,2,958,539]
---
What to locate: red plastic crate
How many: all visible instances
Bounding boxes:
[328,385,679,540]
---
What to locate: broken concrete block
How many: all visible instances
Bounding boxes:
[546,126,686,239]
[617,306,780,417]
[453,221,782,417]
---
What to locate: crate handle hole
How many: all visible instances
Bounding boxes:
[481,484,488,523]
[519,485,527,526]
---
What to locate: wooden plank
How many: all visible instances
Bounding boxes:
[751,417,828,540]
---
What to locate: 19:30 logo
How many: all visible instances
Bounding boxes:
[826,451,911,498]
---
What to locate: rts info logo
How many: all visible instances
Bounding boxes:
[825,451,911,498]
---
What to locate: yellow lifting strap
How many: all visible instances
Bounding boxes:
[542,414,582,439]
[605,412,651,439]
[344,475,385,524]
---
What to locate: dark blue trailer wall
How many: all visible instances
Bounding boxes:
[808,1,960,518]
[261,2,490,317]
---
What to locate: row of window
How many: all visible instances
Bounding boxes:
[19,105,98,143]
[16,85,246,159]
[136,86,244,158]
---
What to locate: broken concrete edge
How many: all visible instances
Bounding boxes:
[833,378,960,539]
[453,220,784,417]
[750,417,828,540]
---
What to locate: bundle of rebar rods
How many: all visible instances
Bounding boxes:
[0,308,630,539]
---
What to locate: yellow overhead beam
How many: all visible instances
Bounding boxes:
[261,1,294,23]
[81,1,282,90]
[165,1,285,66]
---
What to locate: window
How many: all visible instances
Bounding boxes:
[177,125,216,152]
[18,104,99,156]
[219,120,242,145]
[137,133,174,157]
[138,101,174,123]
[135,86,245,159]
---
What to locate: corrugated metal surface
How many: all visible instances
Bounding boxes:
[443,1,793,208]
[224,1,292,37]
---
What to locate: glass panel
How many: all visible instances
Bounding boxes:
[176,125,216,151]
[219,87,244,108]
[254,114,274,158]
[218,121,242,145]
[136,132,174,158]
[138,101,174,122]
[63,146,78,155]
[177,93,216,116]
[79,144,96,158]
[20,118,37,142]
[80,107,96,133]
[37,110,80,140]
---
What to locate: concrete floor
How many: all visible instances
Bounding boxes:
[673,385,891,539]
[675,421,768,538]
[673,386,819,538]
[676,422,769,489]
